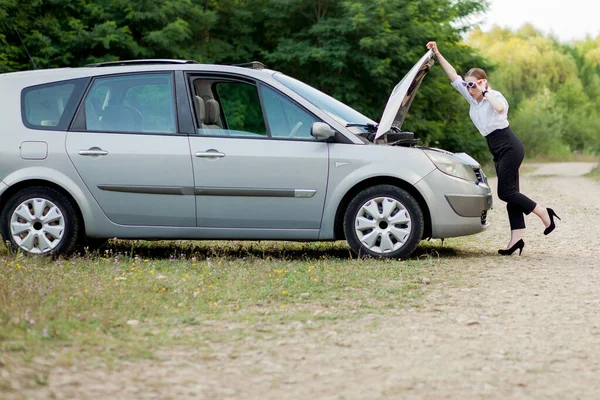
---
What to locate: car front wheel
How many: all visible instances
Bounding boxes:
[343,185,424,259]
[0,187,81,256]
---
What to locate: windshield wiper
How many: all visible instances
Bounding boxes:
[345,123,378,133]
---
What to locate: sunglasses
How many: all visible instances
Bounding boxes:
[462,81,478,89]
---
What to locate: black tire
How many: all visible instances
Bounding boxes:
[0,186,81,256]
[343,185,424,259]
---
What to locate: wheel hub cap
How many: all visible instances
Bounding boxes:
[354,196,412,254]
[10,198,65,254]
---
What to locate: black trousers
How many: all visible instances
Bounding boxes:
[486,126,537,230]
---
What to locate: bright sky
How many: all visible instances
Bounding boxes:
[477,0,600,42]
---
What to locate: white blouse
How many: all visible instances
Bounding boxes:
[452,77,509,137]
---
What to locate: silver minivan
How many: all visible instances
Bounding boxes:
[0,51,492,258]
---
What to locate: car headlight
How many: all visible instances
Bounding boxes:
[423,150,478,182]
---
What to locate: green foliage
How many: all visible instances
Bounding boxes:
[216,82,267,135]
[470,25,579,99]
[0,0,491,160]
[585,165,600,181]
[469,26,600,158]
[262,0,491,160]
[510,89,570,159]
[0,0,220,68]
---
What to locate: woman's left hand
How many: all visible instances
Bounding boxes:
[476,79,488,92]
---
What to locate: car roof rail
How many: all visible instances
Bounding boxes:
[85,59,201,67]
[231,61,266,70]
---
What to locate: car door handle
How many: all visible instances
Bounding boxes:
[195,151,226,158]
[79,148,109,156]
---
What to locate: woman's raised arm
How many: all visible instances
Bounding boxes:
[426,42,459,82]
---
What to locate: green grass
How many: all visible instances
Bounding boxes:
[0,239,461,366]
[585,165,600,181]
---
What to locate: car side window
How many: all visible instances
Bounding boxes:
[191,79,319,140]
[205,82,267,137]
[21,78,88,131]
[84,73,176,134]
[260,86,318,140]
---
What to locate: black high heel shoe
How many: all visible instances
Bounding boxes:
[544,208,561,236]
[498,239,525,256]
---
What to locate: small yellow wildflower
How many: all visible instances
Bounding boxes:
[84,289,88,293]
[185,274,190,278]
[213,302,219,306]
[144,259,149,263]
[282,290,287,295]
[313,278,318,282]
[280,305,286,309]
[16,264,21,269]
[150,270,155,274]
[325,270,330,273]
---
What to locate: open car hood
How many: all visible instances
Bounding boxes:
[375,50,435,140]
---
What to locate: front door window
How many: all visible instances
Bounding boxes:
[191,78,319,140]
[260,86,318,139]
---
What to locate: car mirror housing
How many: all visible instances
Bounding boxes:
[311,122,335,140]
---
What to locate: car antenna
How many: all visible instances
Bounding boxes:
[13,26,38,70]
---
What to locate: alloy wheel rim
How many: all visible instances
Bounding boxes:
[354,196,412,254]
[10,198,65,254]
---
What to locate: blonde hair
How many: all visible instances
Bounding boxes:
[465,68,488,80]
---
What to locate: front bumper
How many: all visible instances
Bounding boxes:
[415,169,493,238]
[445,194,493,217]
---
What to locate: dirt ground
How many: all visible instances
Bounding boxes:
[7,162,600,400]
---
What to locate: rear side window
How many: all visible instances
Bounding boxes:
[21,78,88,131]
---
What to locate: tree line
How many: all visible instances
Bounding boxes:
[1,0,598,162]
[469,25,600,159]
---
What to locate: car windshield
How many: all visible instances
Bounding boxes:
[273,72,376,134]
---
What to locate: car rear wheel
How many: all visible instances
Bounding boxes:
[343,185,424,259]
[0,187,81,256]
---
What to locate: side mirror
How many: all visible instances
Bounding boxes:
[311,122,335,140]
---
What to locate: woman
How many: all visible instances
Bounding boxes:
[426,41,560,256]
